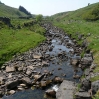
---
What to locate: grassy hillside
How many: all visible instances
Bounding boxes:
[0,3,27,17]
[52,2,99,21]
[0,19,46,66]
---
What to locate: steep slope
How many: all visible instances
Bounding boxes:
[0,3,27,17]
[52,2,99,21]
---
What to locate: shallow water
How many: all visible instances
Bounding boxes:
[3,33,82,99]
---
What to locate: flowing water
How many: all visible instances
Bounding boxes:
[3,32,83,99]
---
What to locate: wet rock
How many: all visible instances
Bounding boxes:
[81,55,93,68]
[0,77,5,85]
[73,75,80,79]
[22,77,32,85]
[26,70,32,76]
[33,54,42,59]
[18,87,24,91]
[8,90,16,95]
[90,63,96,71]
[8,73,12,79]
[18,67,23,72]
[70,59,79,66]
[0,90,4,97]
[92,80,99,93]
[58,68,62,70]
[49,47,53,51]
[42,61,49,67]
[33,74,44,81]
[53,76,63,83]
[27,66,35,70]
[81,78,91,91]
[6,80,21,89]
[40,81,47,88]
[45,89,56,98]
[66,43,72,47]
[75,92,92,99]
[84,69,90,76]
[46,80,52,85]
[58,52,62,57]
[6,66,16,73]
[44,70,49,74]
[56,80,76,99]
[20,84,26,87]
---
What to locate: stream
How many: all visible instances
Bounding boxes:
[2,26,83,99]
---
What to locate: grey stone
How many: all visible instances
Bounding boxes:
[56,80,76,99]
[22,77,32,85]
[84,69,90,76]
[81,78,91,91]
[8,90,16,95]
[70,59,79,66]
[33,54,42,59]
[92,80,99,93]
[6,66,15,73]
[75,92,92,99]
[6,80,20,89]
[45,89,56,98]
[26,70,32,76]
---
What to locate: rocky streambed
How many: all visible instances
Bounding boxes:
[0,23,95,99]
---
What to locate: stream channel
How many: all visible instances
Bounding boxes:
[3,28,83,99]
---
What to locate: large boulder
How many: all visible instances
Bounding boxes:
[81,78,91,91]
[75,92,92,99]
[6,80,21,89]
[56,80,76,99]
[22,77,32,85]
[92,80,99,94]
[45,89,56,98]
[81,54,93,68]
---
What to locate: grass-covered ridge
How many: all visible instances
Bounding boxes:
[0,19,46,66]
[52,2,99,21]
[0,2,27,17]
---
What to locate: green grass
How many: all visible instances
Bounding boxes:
[93,90,99,99]
[0,20,46,66]
[90,76,99,82]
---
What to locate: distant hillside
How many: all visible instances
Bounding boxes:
[0,2,28,17]
[52,2,99,21]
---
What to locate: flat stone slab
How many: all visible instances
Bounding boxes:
[75,92,91,99]
[56,80,76,99]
